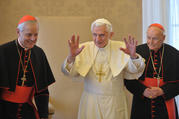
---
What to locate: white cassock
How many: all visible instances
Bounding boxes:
[62,40,145,119]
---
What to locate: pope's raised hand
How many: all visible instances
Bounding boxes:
[67,35,85,63]
[120,35,138,59]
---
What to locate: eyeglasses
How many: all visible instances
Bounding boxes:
[92,33,106,38]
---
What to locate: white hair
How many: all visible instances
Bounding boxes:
[17,20,39,32]
[147,26,165,36]
[91,18,112,32]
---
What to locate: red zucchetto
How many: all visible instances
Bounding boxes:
[18,15,37,25]
[149,23,165,31]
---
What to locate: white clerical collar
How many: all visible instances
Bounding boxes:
[17,38,29,51]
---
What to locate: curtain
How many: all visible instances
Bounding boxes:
[169,0,179,49]
[142,0,169,43]
[169,0,179,116]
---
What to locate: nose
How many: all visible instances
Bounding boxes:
[96,35,103,41]
[30,37,36,43]
[147,38,153,44]
[96,35,100,40]
[31,37,35,41]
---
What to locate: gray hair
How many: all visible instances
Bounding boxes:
[147,26,165,36]
[17,20,39,32]
[91,18,112,32]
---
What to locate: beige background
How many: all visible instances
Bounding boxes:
[0,0,142,119]
[37,16,93,119]
[0,0,142,44]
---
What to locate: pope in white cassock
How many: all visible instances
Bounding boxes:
[61,18,145,119]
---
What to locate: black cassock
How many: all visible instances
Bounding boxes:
[0,40,55,119]
[125,43,179,119]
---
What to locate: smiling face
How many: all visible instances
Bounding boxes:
[92,25,113,48]
[17,22,39,49]
[146,26,165,51]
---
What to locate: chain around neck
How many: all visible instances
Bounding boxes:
[15,40,31,74]
[149,44,164,79]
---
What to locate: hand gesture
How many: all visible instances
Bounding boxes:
[67,35,85,63]
[120,35,138,59]
[143,87,164,99]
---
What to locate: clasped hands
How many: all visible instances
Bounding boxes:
[143,87,164,99]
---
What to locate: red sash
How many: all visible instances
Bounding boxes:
[1,85,33,103]
[141,77,176,119]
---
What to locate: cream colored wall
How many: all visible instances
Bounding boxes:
[0,0,142,119]
[37,16,93,119]
[0,0,142,44]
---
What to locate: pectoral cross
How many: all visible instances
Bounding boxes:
[96,65,105,82]
[21,74,26,86]
[156,76,161,87]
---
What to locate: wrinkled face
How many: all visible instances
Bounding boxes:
[17,23,39,49]
[147,26,165,51]
[92,25,113,48]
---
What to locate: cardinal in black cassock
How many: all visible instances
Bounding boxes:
[125,23,179,119]
[0,15,55,119]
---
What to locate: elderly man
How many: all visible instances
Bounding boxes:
[61,18,145,119]
[0,15,55,119]
[125,23,179,119]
